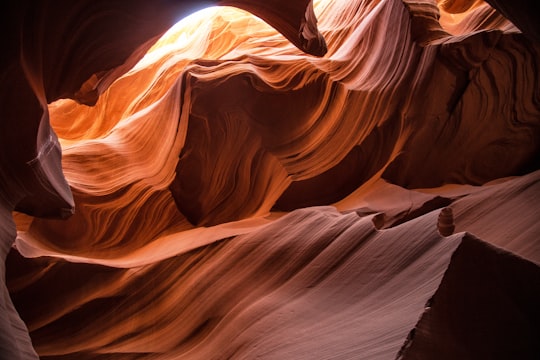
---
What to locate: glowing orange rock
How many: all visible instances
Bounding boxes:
[1,0,540,358]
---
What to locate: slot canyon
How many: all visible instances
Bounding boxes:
[1,0,539,358]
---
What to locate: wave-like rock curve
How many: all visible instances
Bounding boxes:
[1,0,539,358]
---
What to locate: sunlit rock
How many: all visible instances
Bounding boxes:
[1,0,539,358]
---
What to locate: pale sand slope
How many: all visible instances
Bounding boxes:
[7,170,540,359]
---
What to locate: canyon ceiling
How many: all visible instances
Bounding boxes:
[1,0,539,359]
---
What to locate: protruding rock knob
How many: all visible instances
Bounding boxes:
[438,207,455,237]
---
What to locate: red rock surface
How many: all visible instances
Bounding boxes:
[1,0,539,358]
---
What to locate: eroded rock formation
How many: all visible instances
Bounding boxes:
[1,0,539,358]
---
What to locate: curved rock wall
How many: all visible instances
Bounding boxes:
[1,0,539,358]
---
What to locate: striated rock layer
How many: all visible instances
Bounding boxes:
[1,0,539,358]
[1,0,325,357]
